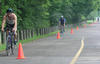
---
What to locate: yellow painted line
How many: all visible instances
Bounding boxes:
[70,40,84,64]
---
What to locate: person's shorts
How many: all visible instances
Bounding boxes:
[5,24,14,31]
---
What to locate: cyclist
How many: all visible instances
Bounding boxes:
[59,16,66,33]
[1,8,17,45]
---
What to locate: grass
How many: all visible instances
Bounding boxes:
[87,20,96,24]
[0,31,58,52]
[0,44,6,52]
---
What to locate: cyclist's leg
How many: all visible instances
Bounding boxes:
[59,25,61,33]
[60,25,62,33]
[63,25,65,32]
[6,30,9,50]
[14,30,17,45]
[61,25,64,33]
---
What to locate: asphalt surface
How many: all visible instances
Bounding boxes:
[0,22,100,64]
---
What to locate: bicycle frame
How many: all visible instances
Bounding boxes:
[6,30,15,56]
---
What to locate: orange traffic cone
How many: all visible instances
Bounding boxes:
[57,32,60,39]
[76,26,79,30]
[70,28,74,34]
[16,43,25,59]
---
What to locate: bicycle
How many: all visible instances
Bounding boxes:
[59,25,65,33]
[6,29,15,56]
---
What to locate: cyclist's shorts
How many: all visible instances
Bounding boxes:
[5,24,14,31]
[61,24,64,26]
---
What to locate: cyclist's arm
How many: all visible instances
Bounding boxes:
[64,23,65,27]
[1,15,6,30]
[64,18,66,27]
[13,14,17,31]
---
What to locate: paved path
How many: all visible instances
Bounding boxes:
[0,22,100,64]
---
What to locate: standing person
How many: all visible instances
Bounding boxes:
[1,8,17,45]
[59,16,66,33]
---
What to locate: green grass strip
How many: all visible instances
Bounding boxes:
[18,31,58,44]
[0,44,6,52]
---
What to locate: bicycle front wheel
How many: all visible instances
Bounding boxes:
[6,36,11,56]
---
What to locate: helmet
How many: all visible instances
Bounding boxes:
[61,16,64,18]
[6,8,13,13]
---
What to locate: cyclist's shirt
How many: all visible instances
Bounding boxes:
[59,18,66,25]
[6,16,15,30]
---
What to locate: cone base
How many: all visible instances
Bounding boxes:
[57,37,60,39]
[70,32,74,34]
[16,57,25,59]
